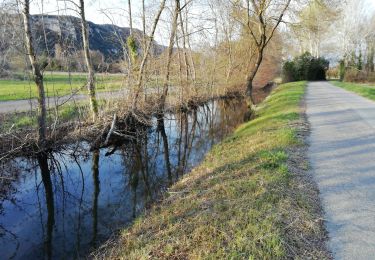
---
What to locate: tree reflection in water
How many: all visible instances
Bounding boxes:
[0,99,247,259]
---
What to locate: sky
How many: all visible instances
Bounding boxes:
[29,0,185,45]
[29,0,221,48]
[28,0,375,49]
[30,0,375,23]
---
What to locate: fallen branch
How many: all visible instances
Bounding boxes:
[113,131,136,140]
[104,113,117,146]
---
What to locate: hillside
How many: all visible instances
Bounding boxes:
[32,15,166,61]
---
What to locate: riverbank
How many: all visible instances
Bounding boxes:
[96,81,330,259]
[0,80,274,159]
[0,98,248,259]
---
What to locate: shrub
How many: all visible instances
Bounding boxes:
[282,61,296,82]
[343,69,375,83]
[127,36,138,63]
[327,68,339,79]
[282,52,329,83]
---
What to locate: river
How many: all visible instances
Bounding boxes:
[0,98,247,259]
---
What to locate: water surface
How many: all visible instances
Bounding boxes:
[0,99,247,259]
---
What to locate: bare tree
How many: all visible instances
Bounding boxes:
[290,0,337,57]
[184,10,197,85]
[142,0,146,51]
[128,0,133,35]
[132,0,167,110]
[21,0,47,144]
[79,0,98,120]
[127,0,137,68]
[159,0,180,112]
[244,0,291,106]
[178,4,190,86]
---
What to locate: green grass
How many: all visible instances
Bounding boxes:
[0,72,125,101]
[330,81,375,101]
[0,101,91,131]
[100,81,327,259]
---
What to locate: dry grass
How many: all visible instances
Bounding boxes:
[94,81,330,259]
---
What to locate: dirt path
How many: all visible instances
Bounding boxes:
[306,81,375,259]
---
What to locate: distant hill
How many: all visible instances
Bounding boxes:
[29,15,165,62]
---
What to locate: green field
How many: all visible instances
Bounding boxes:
[0,73,125,101]
[100,81,328,259]
[0,101,91,131]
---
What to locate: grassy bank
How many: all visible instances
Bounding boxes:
[330,81,375,101]
[98,81,328,259]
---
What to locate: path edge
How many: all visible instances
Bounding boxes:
[284,83,332,258]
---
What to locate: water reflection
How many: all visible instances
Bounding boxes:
[91,150,100,247]
[37,153,54,260]
[0,99,247,259]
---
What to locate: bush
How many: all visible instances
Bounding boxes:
[327,68,339,79]
[282,52,329,83]
[343,68,375,83]
[282,61,296,82]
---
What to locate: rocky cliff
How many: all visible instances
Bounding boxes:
[29,15,164,62]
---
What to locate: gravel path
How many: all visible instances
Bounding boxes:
[306,81,375,259]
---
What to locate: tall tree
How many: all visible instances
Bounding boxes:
[178,4,190,86]
[159,0,180,111]
[21,0,47,144]
[132,0,167,109]
[79,0,98,120]
[126,0,137,66]
[244,0,291,106]
[291,0,337,57]
[142,0,146,51]
[128,0,133,35]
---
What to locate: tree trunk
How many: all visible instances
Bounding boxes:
[132,0,166,110]
[21,0,47,144]
[128,0,133,35]
[245,47,264,107]
[175,32,184,103]
[127,0,134,68]
[79,0,98,121]
[185,10,197,86]
[178,9,190,88]
[159,0,179,112]
[141,0,146,51]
